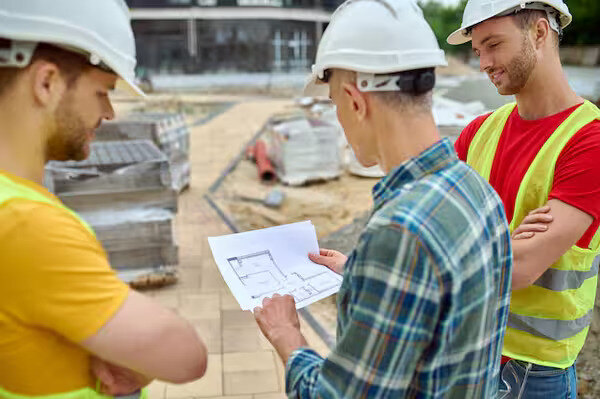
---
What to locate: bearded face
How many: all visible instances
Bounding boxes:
[489,33,537,95]
[471,16,540,97]
[46,91,93,162]
[45,68,115,162]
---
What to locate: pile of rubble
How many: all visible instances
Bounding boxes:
[44,113,191,288]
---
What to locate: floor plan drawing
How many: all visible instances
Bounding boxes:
[227,249,342,304]
[209,220,342,310]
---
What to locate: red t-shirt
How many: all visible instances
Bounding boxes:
[455,103,600,249]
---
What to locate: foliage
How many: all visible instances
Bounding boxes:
[418,0,599,51]
[562,0,600,45]
[418,0,469,54]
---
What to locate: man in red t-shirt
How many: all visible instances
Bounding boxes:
[447,1,600,398]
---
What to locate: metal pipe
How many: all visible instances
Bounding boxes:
[253,139,276,183]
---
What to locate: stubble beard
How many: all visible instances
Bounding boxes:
[497,34,537,95]
[46,94,90,162]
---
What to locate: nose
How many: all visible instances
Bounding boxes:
[103,100,116,121]
[479,52,493,73]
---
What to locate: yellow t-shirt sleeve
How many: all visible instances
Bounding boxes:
[0,199,130,343]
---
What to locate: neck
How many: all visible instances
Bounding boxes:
[0,96,48,185]
[373,107,441,174]
[515,52,583,120]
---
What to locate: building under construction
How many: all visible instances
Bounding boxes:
[126,0,342,74]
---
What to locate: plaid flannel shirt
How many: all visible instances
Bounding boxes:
[286,138,512,398]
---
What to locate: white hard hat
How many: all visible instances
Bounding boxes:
[447,0,572,45]
[0,0,144,96]
[304,0,447,97]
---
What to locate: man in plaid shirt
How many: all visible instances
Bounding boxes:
[253,0,513,397]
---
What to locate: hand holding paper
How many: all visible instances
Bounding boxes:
[207,221,342,311]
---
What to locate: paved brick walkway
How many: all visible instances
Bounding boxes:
[145,98,330,398]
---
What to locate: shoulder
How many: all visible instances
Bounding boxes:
[0,198,103,270]
[371,165,506,263]
[455,112,493,160]
[0,198,94,239]
[566,118,600,143]
[559,119,600,160]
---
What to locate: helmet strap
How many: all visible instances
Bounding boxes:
[356,69,435,94]
[0,40,37,68]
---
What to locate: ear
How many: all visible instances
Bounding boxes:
[532,17,550,49]
[341,82,368,122]
[29,61,67,109]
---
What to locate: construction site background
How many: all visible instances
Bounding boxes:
[91,52,600,398]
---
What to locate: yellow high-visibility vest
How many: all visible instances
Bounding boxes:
[466,100,600,368]
[0,173,147,399]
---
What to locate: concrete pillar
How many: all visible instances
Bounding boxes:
[187,18,197,57]
[315,21,323,47]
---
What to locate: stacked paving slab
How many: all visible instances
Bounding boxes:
[45,113,191,284]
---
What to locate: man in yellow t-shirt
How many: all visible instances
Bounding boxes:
[0,1,207,397]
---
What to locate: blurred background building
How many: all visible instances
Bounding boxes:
[126,0,344,74]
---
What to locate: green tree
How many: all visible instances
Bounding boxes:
[419,0,600,47]
[562,0,600,45]
[418,0,470,54]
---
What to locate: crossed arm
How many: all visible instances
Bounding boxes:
[83,290,208,394]
[311,199,594,291]
[510,199,593,290]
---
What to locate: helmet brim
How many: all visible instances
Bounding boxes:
[447,26,472,45]
[303,73,330,98]
[117,75,146,98]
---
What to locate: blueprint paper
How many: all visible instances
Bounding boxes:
[208,221,343,311]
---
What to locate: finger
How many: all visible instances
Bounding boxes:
[528,205,551,215]
[272,293,281,299]
[284,294,296,304]
[513,224,549,235]
[262,297,271,307]
[253,307,262,318]
[91,360,115,386]
[320,248,334,256]
[99,380,119,396]
[513,232,535,240]
[309,253,336,268]
[522,214,553,223]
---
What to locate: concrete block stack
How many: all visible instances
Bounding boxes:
[94,112,190,193]
[45,140,178,284]
[267,117,343,186]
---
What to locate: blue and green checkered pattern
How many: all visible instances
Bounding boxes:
[286,138,512,398]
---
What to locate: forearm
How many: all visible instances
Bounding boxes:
[510,199,594,291]
[269,327,309,364]
[511,237,561,290]
[84,292,208,384]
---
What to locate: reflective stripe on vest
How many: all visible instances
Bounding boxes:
[0,173,94,235]
[0,385,148,399]
[466,100,600,368]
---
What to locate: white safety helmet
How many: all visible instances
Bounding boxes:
[0,0,144,96]
[304,0,447,97]
[447,0,572,45]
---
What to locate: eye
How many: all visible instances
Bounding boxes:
[488,42,499,49]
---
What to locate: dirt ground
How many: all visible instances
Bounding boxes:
[213,158,377,238]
